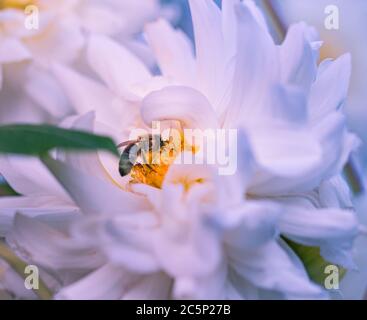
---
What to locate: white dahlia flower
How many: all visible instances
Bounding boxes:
[0,0,161,123]
[0,0,362,299]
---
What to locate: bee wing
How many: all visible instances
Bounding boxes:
[117,140,136,148]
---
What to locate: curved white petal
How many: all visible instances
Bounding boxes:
[229,241,326,299]
[0,195,78,236]
[0,76,49,124]
[57,112,110,182]
[218,201,281,251]
[0,38,31,64]
[55,264,135,300]
[279,207,358,242]
[173,262,227,300]
[248,126,322,178]
[25,17,84,67]
[217,130,255,203]
[312,112,359,179]
[87,35,151,96]
[188,0,225,106]
[309,54,351,123]
[221,0,238,60]
[42,157,146,215]
[141,86,218,129]
[25,65,72,119]
[247,111,357,196]
[145,19,195,85]
[122,272,172,300]
[151,183,222,279]
[0,156,70,200]
[52,63,124,129]
[278,201,358,268]
[78,4,124,35]
[280,22,317,91]
[319,175,353,209]
[222,3,278,127]
[259,84,308,125]
[82,212,161,274]
[9,214,104,270]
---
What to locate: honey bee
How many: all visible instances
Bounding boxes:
[118,134,164,177]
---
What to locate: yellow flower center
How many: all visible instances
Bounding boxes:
[170,176,205,192]
[129,134,197,189]
[0,0,33,10]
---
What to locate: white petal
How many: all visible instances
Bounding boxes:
[242,0,269,31]
[249,113,357,195]
[229,241,325,299]
[261,84,308,125]
[218,201,281,250]
[25,65,72,119]
[320,245,357,270]
[0,155,70,200]
[42,157,146,215]
[122,38,156,70]
[122,272,172,300]
[217,130,255,203]
[52,63,124,129]
[312,112,358,178]
[78,4,123,35]
[280,23,317,91]
[81,212,161,274]
[55,264,136,300]
[173,262,227,300]
[87,35,151,96]
[278,200,358,269]
[319,175,353,209]
[248,126,322,177]
[0,38,31,63]
[279,207,358,242]
[25,17,84,67]
[57,112,110,181]
[0,80,49,124]
[222,4,278,127]
[222,0,268,61]
[9,214,104,270]
[141,85,218,129]
[221,0,238,60]
[152,184,222,279]
[0,195,78,236]
[145,19,195,85]
[188,0,225,105]
[309,54,351,123]
[226,268,259,299]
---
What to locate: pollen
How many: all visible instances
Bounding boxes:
[129,134,197,189]
[171,177,204,192]
[129,138,179,189]
[130,163,170,189]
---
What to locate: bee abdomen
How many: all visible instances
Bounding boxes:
[119,144,136,177]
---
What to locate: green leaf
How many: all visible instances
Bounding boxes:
[0,124,118,156]
[0,241,53,300]
[284,238,346,285]
[0,181,19,196]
